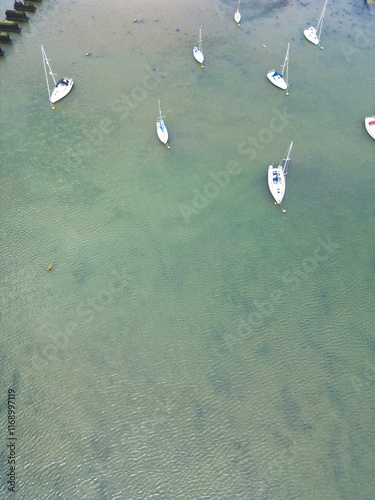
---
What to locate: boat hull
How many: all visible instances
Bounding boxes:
[304,26,319,45]
[234,11,241,24]
[365,116,375,140]
[267,70,287,90]
[193,46,204,64]
[156,120,168,144]
[268,165,286,204]
[50,78,74,103]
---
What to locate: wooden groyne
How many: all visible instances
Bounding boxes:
[0,20,21,32]
[1,1,40,59]
[14,2,37,12]
[0,32,12,43]
[5,10,29,22]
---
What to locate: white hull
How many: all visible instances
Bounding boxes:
[193,46,204,64]
[156,120,169,144]
[42,45,73,105]
[268,141,293,205]
[50,78,74,103]
[268,165,286,204]
[234,11,241,24]
[304,0,328,47]
[304,26,319,45]
[267,70,287,90]
[365,116,375,140]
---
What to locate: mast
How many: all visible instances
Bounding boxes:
[199,27,202,53]
[285,45,289,89]
[281,43,289,79]
[281,43,289,93]
[316,0,328,42]
[41,45,57,87]
[41,45,53,102]
[281,141,293,174]
[158,100,163,121]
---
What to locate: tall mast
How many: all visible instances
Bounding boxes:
[158,100,163,120]
[282,141,293,174]
[41,45,52,101]
[41,45,57,87]
[316,0,328,42]
[199,27,202,53]
[281,43,290,93]
[281,43,289,77]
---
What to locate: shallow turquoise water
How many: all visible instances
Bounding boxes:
[0,0,374,498]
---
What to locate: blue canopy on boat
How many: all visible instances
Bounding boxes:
[56,78,69,86]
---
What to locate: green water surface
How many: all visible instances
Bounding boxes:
[0,0,374,498]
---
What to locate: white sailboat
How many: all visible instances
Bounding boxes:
[193,26,204,66]
[304,0,328,49]
[41,45,73,106]
[364,116,375,140]
[267,43,290,94]
[234,1,241,26]
[268,141,293,210]
[156,100,170,148]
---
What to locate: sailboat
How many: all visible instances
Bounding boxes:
[268,141,293,210]
[234,1,241,26]
[41,45,73,106]
[156,100,170,148]
[304,0,328,49]
[364,116,375,140]
[267,43,290,94]
[193,26,204,66]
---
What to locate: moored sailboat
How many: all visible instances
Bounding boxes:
[234,1,241,26]
[268,141,293,211]
[364,116,375,140]
[193,26,204,67]
[156,100,170,148]
[267,43,290,94]
[304,0,328,49]
[41,45,73,107]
